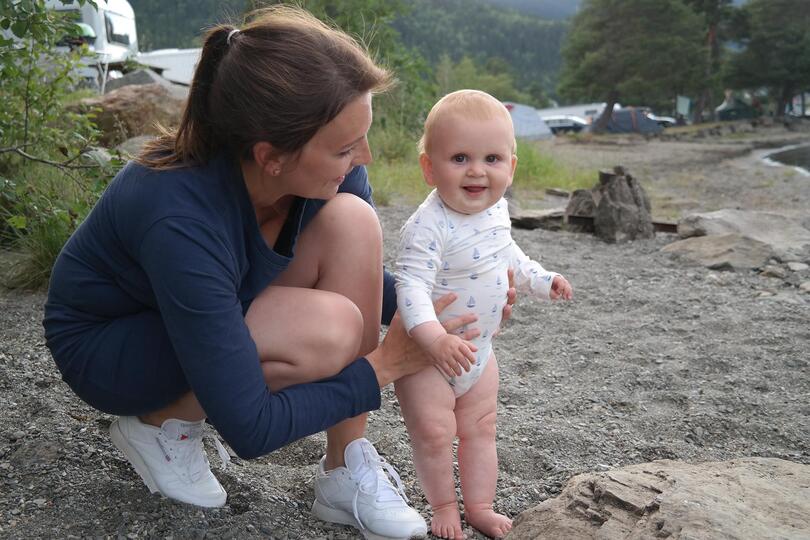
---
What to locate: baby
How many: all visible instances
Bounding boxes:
[394,89,573,539]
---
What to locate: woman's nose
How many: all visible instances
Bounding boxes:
[353,138,372,166]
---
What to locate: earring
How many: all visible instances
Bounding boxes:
[273,168,281,175]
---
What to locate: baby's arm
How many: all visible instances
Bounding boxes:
[506,241,573,300]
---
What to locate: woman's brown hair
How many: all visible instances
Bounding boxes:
[136,5,393,169]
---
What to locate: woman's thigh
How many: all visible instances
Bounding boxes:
[52,310,188,416]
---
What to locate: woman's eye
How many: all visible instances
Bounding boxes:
[339,147,355,157]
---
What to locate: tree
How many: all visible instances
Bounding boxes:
[723,0,810,118]
[683,0,735,122]
[558,0,706,131]
[434,54,532,104]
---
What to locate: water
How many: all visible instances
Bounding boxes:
[767,144,810,174]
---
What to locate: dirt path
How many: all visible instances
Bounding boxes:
[1,126,808,539]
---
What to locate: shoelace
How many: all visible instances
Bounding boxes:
[351,453,408,530]
[156,430,230,483]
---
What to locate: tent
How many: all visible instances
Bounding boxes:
[602,108,663,134]
[503,102,553,140]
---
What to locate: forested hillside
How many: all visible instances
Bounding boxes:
[393,0,567,93]
[129,0,568,99]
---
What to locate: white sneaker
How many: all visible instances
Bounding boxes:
[109,416,227,508]
[312,438,427,540]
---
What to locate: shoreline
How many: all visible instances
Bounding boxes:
[763,143,810,177]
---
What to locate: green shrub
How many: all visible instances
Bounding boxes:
[1,0,118,289]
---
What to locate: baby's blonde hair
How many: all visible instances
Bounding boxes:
[418,89,516,155]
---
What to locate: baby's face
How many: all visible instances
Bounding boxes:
[421,114,516,215]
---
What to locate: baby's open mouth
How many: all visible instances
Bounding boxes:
[463,186,486,193]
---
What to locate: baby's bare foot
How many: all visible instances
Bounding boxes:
[430,501,465,539]
[465,503,512,539]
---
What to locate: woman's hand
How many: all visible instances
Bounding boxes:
[494,268,518,338]
[366,293,479,388]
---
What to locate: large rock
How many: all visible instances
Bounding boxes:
[564,167,655,242]
[508,458,810,540]
[104,68,189,99]
[75,83,186,146]
[593,168,655,243]
[678,209,810,259]
[661,233,774,270]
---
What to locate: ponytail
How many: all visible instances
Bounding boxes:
[136,26,235,168]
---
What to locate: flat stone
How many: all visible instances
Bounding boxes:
[760,265,787,279]
[508,458,810,540]
[787,261,809,272]
[661,234,774,271]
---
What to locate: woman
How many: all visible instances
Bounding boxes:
[43,6,513,539]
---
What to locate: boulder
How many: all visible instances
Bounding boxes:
[75,83,186,146]
[661,233,774,271]
[678,209,810,259]
[593,168,655,243]
[104,68,189,99]
[564,167,655,242]
[507,458,810,540]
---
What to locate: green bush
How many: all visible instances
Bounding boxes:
[1,0,118,289]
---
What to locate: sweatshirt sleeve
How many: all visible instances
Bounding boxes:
[505,240,560,301]
[138,217,381,459]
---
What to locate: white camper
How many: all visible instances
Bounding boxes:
[46,0,138,65]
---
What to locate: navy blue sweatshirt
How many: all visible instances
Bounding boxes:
[44,155,397,459]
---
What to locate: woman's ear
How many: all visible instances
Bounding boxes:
[251,141,285,176]
[419,153,436,186]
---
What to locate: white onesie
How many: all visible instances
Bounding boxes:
[395,190,559,396]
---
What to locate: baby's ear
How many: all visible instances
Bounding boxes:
[419,153,436,186]
[508,154,518,184]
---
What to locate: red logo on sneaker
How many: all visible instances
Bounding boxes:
[180,434,188,440]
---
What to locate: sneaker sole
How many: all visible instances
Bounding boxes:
[311,500,426,540]
[109,419,160,495]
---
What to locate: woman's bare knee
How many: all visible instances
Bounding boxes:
[318,294,364,370]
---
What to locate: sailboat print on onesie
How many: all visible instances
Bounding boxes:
[466,296,476,308]
[472,247,480,260]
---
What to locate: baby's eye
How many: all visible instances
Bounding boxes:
[485,155,500,163]
[452,154,467,163]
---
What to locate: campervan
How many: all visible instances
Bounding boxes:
[46,0,138,64]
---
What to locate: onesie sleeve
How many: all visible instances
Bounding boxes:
[395,209,445,333]
[138,217,381,459]
[505,241,560,300]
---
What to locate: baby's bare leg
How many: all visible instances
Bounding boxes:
[395,368,463,539]
[455,355,512,538]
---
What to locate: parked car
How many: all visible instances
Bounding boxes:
[542,114,589,134]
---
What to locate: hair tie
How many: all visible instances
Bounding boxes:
[227,28,240,45]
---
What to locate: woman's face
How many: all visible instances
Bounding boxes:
[280,92,373,200]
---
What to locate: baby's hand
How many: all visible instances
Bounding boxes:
[550,275,573,300]
[427,334,477,378]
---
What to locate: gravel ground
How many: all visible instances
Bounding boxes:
[1,125,809,539]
